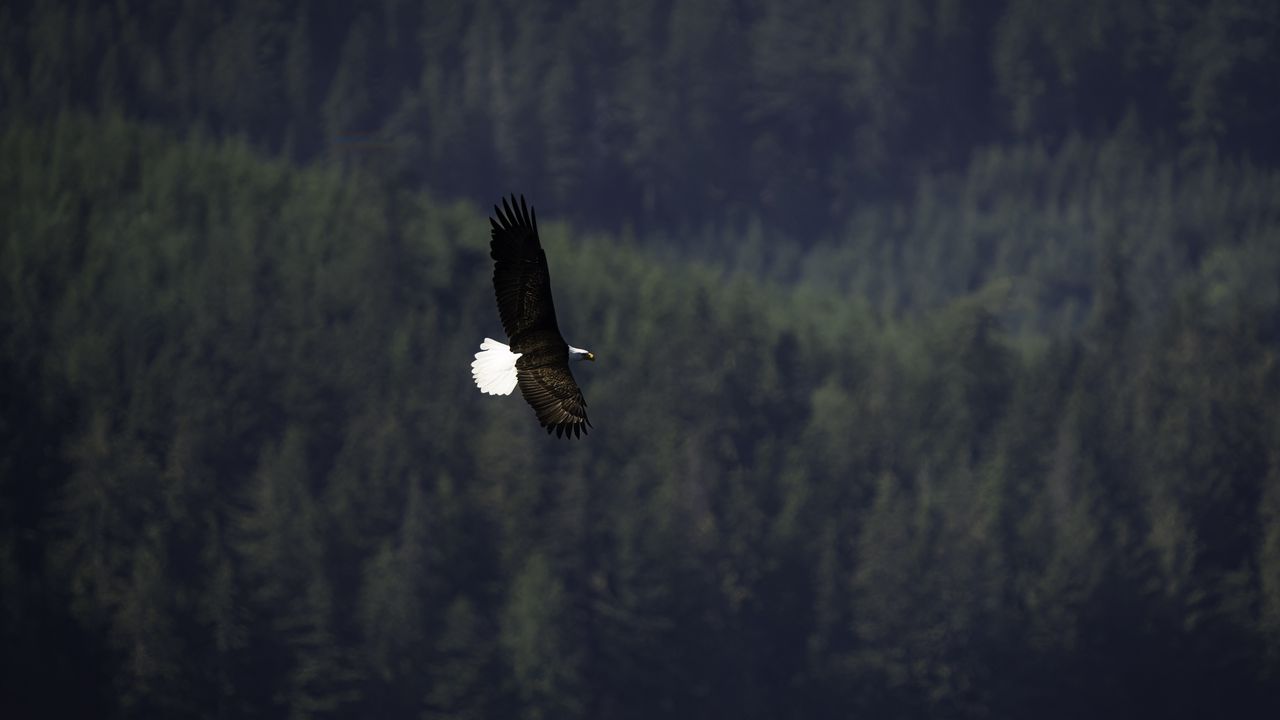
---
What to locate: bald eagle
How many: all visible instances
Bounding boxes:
[471,195,594,438]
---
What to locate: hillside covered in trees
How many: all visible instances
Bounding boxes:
[7,0,1280,235]
[3,1,1280,718]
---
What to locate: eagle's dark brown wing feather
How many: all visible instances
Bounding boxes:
[490,195,560,343]
[516,359,591,438]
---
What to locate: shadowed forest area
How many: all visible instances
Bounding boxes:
[3,1,1280,717]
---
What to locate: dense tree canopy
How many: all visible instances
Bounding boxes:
[5,0,1279,233]
[2,1,1280,718]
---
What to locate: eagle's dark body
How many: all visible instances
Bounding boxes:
[487,195,591,438]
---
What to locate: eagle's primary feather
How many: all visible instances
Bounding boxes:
[475,195,592,438]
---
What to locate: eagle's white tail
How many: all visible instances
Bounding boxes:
[471,338,521,395]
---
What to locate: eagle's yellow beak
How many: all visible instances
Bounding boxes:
[585,352,595,362]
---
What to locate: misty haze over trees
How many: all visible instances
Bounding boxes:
[2,1,1279,717]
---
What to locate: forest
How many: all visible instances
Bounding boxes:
[2,0,1279,718]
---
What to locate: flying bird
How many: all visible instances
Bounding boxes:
[471,195,594,438]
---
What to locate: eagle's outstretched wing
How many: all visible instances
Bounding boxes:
[490,194,560,343]
[517,363,591,438]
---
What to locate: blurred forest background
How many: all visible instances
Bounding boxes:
[3,0,1280,717]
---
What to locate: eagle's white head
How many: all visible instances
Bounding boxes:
[569,345,595,362]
